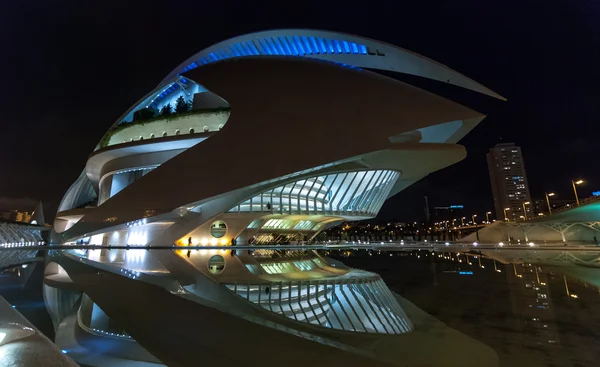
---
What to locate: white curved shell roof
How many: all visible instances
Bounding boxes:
[103,29,503,143]
[162,29,504,100]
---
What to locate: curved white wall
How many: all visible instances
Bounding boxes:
[108,110,229,147]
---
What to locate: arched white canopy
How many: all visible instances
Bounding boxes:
[162,29,505,100]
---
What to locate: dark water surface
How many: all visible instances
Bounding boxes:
[331,250,600,367]
[2,249,600,366]
[0,261,54,338]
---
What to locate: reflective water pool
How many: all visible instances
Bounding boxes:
[1,248,599,366]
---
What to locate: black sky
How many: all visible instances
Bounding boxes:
[1,0,599,220]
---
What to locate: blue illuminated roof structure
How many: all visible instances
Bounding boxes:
[180,35,368,74]
[160,29,505,101]
[104,29,505,141]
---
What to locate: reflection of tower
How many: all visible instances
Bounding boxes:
[424,196,431,223]
[506,263,563,364]
[431,261,438,286]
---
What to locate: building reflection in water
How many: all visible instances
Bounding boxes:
[3,248,600,366]
[334,248,600,367]
[505,262,563,364]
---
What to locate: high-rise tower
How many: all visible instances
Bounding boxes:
[487,143,532,221]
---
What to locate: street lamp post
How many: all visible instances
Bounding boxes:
[545,192,555,214]
[461,217,465,226]
[503,208,510,222]
[472,214,479,241]
[522,202,530,221]
[486,211,491,223]
[572,180,584,206]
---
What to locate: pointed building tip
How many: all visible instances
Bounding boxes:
[30,201,45,226]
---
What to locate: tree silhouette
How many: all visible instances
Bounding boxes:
[160,103,173,116]
[175,96,189,113]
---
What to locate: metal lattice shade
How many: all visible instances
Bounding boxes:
[227,272,412,334]
[229,170,399,217]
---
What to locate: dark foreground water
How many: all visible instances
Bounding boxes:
[0,261,54,338]
[330,250,600,367]
[2,248,600,366]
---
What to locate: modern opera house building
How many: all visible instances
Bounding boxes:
[45,30,502,365]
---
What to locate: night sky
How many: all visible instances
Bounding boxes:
[1,1,598,221]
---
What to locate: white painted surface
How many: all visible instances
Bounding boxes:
[108,111,229,146]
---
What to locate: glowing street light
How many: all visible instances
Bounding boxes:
[572,179,584,206]
[503,208,510,222]
[563,275,577,298]
[522,202,530,221]
[472,214,480,241]
[545,192,555,214]
[485,211,492,223]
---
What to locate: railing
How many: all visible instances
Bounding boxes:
[77,307,133,340]
[226,274,413,335]
[549,195,600,216]
[0,241,45,248]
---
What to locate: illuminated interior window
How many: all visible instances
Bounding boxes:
[262,219,294,229]
[293,260,318,271]
[293,221,313,230]
[229,170,400,217]
[253,234,275,243]
[260,262,296,274]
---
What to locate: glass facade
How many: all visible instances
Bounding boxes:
[293,260,318,271]
[227,274,413,334]
[229,170,399,217]
[294,221,314,230]
[262,219,295,229]
[259,258,322,274]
